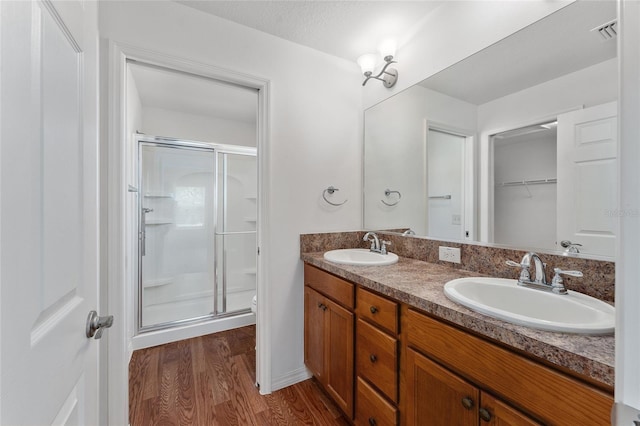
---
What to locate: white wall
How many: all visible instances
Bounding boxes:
[142,106,256,147]
[477,58,617,131]
[100,0,362,391]
[363,1,573,109]
[364,85,476,235]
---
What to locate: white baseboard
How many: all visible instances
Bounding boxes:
[269,366,312,392]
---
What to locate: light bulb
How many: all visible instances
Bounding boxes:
[378,40,397,61]
[357,53,379,75]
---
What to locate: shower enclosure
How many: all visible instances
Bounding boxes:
[137,136,256,332]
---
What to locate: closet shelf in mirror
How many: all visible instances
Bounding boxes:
[497,178,557,187]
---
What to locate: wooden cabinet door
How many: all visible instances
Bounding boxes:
[405,348,478,426]
[304,287,325,380]
[325,297,355,418]
[480,393,542,426]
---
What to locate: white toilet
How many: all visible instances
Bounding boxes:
[251,294,257,314]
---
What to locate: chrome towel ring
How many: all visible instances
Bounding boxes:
[323,186,347,206]
[381,189,401,206]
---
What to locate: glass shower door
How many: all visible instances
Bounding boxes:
[215,150,257,315]
[139,143,216,329]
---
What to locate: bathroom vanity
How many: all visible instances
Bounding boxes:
[301,253,614,425]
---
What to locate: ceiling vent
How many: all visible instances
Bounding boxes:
[592,20,617,41]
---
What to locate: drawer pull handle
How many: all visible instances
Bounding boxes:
[461,397,474,410]
[317,303,327,311]
[368,417,377,426]
[370,306,378,314]
[369,354,377,363]
[479,408,492,422]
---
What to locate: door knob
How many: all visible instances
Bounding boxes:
[86,310,114,339]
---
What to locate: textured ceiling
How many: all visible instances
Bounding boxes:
[177,1,443,62]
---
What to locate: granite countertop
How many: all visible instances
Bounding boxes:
[301,252,614,389]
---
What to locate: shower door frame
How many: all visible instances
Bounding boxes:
[136,135,256,334]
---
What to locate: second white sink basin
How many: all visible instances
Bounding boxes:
[444,277,614,335]
[324,248,398,266]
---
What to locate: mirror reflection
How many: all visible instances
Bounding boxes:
[363,1,617,259]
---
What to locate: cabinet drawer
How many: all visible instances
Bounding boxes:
[356,319,398,402]
[405,309,613,425]
[356,377,398,426]
[356,287,398,334]
[304,264,354,309]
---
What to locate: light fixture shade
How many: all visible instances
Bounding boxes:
[357,53,379,74]
[378,39,397,60]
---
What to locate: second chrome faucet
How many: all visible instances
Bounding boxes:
[506,252,582,295]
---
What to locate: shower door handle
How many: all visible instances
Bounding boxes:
[141,208,153,256]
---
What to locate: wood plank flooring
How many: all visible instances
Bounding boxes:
[129,325,349,425]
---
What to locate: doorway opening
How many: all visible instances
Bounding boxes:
[124,60,260,351]
[490,120,558,250]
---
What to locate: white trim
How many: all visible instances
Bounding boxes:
[132,313,256,351]
[106,41,272,425]
[615,0,640,417]
[270,367,312,392]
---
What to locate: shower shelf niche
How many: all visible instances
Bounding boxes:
[143,277,174,288]
[144,193,174,199]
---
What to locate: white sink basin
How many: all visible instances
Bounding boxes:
[444,277,614,335]
[323,249,398,266]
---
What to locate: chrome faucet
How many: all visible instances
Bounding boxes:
[363,231,380,252]
[506,252,581,295]
[363,232,391,254]
[523,252,547,285]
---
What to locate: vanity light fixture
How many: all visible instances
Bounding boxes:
[357,40,398,88]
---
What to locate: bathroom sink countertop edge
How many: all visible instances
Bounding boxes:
[301,251,614,389]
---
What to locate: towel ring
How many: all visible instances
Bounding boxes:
[323,186,347,206]
[381,189,401,206]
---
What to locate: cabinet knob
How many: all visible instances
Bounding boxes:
[369,354,377,363]
[368,417,377,426]
[461,397,474,410]
[317,302,327,311]
[479,408,492,422]
[370,306,378,314]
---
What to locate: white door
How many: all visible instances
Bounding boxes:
[557,102,617,258]
[427,129,465,240]
[1,1,101,424]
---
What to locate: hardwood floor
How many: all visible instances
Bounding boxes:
[129,325,349,425]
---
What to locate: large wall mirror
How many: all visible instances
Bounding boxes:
[364,0,617,259]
